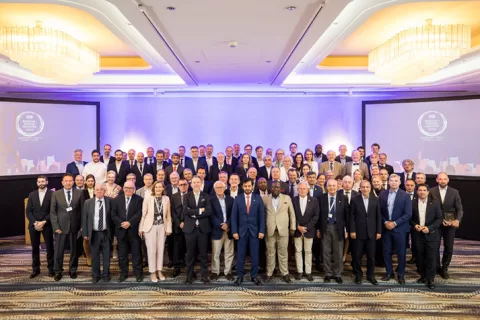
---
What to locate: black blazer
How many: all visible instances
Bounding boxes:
[379,164,394,175]
[164,164,184,184]
[82,189,94,202]
[185,158,208,175]
[201,180,213,195]
[293,195,319,238]
[349,194,382,240]
[226,157,238,170]
[398,172,417,190]
[107,161,131,187]
[182,191,212,234]
[66,161,87,177]
[170,192,186,234]
[251,156,259,170]
[111,194,143,239]
[410,198,443,241]
[335,155,353,164]
[235,166,250,181]
[258,166,273,181]
[318,193,349,239]
[26,189,53,227]
[208,163,232,182]
[210,195,234,240]
[100,155,115,165]
[429,186,464,222]
[225,186,243,198]
[130,163,153,188]
[337,189,359,205]
[152,161,170,179]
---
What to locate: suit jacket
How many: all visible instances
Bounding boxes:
[111,194,143,239]
[235,166,250,181]
[100,155,115,165]
[263,194,295,237]
[379,164,394,175]
[185,158,208,175]
[144,157,156,167]
[378,188,412,233]
[410,198,443,241]
[130,163,153,188]
[251,156,259,170]
[164,164,184,184]
[210,194,234,240]
[107,161,131,187]
[82,197,113,243]
[267,180,288,195]
[231,193,265,238]
[50,188,83,234]
[26,189,53,228]
[203,156,218,169]
[208,163,232,182]
[337,189,359,206]
[182,191,212,234]
[152,161,170,179]
[309,185,323,202]
[66,161,87,177]
[225,156,238,169]
[139,195,172,234]
[82,189,94,202]
[200,180,213,195]
[429,186,464,222]
[258,166,274,181]
[349,194,382,240]
[293,195,319,238]
[342,162,370,180]
[335,155,353,165]
[318,193,349,239]
[398,172,417,190]
[170,192,188,233]
[319,161,343,177]
[225,186,244,198]
[178,156,191,167]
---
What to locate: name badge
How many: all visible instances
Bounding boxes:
[328,213,333,219]
[66,207,73,212]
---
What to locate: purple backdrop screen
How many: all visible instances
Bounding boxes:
[0,100,97,176]
[365,97,480,176]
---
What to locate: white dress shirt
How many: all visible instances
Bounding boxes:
[229,188,238,199]
[362,195,369,211]
[217,195,227,222]
[439,186,448,203]
[299,195,307,216]
[38,189,47,207]
[82,161,107,184]
[206,156,214,168]
[115,161,122,174]
[257,159,265,168]
[272,196,280,212]
[418,199,427,226]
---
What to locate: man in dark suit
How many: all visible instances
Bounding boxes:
[293,182,319,281]
[337,175,359,270]
[185,146,208,175]
[350,180,382,285]
[111,181,144,282]
[210,181,235,280]
[232,178,265,286]
[177,145,191,168]
[244,144,259,170]
[398,159,417,190]
[66,149,87,178]
[225,146,238,169]
[204,144,218,170]
[165,153,184,184]
[268,167,288,195]
[318,179,349,284]
[170,178,189,277]
[379,153,394,175]
[26,175,54,278]
[379,173,412,284]
[258,155,274,180]
[410,183,443,289]
[107,149,130,186]
[100,144,115,165]
[405,179,418,264]
[334,144,352,166]
[182,176,212,284]
[197,167,213,194]
[50,173,83,281]
[144,146,156,166]
[314,144,328,164]
[430,172,463,279]
[364,143,380,168]
[152,149,170,178]
[208,152,232,182]
[130,152,153,189]
[82,184,113,283]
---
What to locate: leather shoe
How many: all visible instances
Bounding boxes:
[136,276,143,282]
[92,277,100,284]
[283,275,293,283]
[355,277,362,284]
[306,274,313,282]
[69,272,77,279]
[202,276,210,284]
[185,277,194,284]
[441,269,450,279]
[263,275,271,283]
[417,277,426,283]
[252,277,262,285]
[381,274,394,281]
[54,273,62,281]
[335,277,343,284]
[233,277,243,286]
[167,261,174,268]
[225,274,234,281]
[48,271,55,277]
[427,281,436,289]
[210,273,218,281]
[118,276,127,282]
[172,269,181,278]
[295,273,303,280]
[102,276,111,282]
[324,276,332,283]
[29,271,40,279]
[367,278,378,285]
[398,277,405,285]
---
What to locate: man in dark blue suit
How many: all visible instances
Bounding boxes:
[379,173,412,284]
[185,146,208,175]
[66,149,87,178]
[232,178,265,286]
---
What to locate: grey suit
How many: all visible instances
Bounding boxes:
[50,188,83,274]
[342,162,370,180]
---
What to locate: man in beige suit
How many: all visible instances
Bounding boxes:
[263,181,296,283]
[341,151,370,180]
[319,150,342,177]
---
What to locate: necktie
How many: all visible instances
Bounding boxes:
[219,165,223,170]
[330,162,333,171]
[67,190,71,204]
[346,191,350,204]
[289,184,294,197]
[140,163,143,173]
[329,197,335,224]
[353,163,359,165]
[173,165,177,172]
[181,193,184,205]
[246,195,251,214]
[126,197,130,214]
[98,200,104,230]
[180,158,184,166]
[130,161,134,168]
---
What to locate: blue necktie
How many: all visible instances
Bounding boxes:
[328,197,335,224]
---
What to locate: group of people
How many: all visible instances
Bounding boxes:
[25,142,463,289]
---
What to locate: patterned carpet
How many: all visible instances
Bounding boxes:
[1,236,480,319]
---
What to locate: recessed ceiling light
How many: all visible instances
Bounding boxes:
[166,6,176,11]
[266,60,272,63]
[286,6,296,11]
[194,60,200,63]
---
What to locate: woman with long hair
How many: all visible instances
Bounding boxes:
[317,173,326,193]
[235,153,253,181]
[293,152,304,177]
[352,169,364,192]
[304,148,319,175]
[280,155,293,182]
[299,163,311,182]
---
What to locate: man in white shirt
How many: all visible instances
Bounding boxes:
[258,155,273,180]
[82,150,107,184]
[145,147,156,166]
[205,144,216,168]
[127,149,136,168]
[255,146,265,168]
[75,175,85,189]
[227,174,241,198]
[100,144,114,165]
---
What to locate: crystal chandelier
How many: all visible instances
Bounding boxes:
[368,20,471,85]
[0,21,100,84]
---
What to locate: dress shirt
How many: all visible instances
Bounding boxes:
[289,182,298,197]
[206,156,214,168]
[351,163,360,176]
[194,192,201,225]
[137,162,145,174]
[226,157,232,166]
[328,162,335,171]
[265,166,272,178]
[217,195,227,223]
[229,188,238,199]
[299,196,307,216]
[217,163,225,171]
[63,188,73,205]
[383,182,388,190]
[339,156,347,166]
[404,172,412,181]
[328,193,336,221]
[146,157,155,166]
[272,196,280,211]
[259,190,269,197]
[362,195,369,211]
[171,186,179,195]
[82,161,107,184]
[344,190,352,204]
[115,161,122,174]
[314,155,324,164]
[418,199,427,226]
[156,162,164,171]
[93,197,106,231]
[87,188,94,199]
[387,189,398,221]
[439,186,448,203]
[179,157,185,166]
[257,159,265,167]
[192,158,198,171]
[38,189,47,207]
[309,186,315,197]
[409,192,414,200]
[75,161,85,174]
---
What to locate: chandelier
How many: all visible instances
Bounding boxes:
[0,21,100,84]
[368,20,471,85]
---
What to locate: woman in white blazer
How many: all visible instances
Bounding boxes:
[139,181,172,282]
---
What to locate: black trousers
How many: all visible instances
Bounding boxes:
[117,231,143,277]
[375,239,384,267]
[259,237,266,269]
[413,232,439,281]
[54,231,80,274]
[353,238,376,279]
[90,230,111,278]
[167,233,175,264]
[173,232,186,270]
[313,237,323,266]
[436,225,456,271]
[185,228,209,278]
[29,224,54,272]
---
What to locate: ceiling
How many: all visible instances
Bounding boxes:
[0,0,479,94]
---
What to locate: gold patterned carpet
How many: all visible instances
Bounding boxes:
[1,237,480,319]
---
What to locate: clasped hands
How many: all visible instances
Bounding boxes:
[233,232,264,240]
[415,224,430,234]
[33,220,46,231]
[384,221,396,230]
[443,219,459,228]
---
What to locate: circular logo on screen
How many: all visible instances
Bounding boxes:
[418,111,447,137]
[16,111,44,137]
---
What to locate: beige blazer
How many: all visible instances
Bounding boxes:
[139,195,172,234]
[319,161,343,177]
[263,194,296,237]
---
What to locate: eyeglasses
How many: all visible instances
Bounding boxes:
[178,184,188,186]
[124,187,135,190]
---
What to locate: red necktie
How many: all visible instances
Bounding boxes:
[173,166,177,172]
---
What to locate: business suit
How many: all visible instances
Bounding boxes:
[308,185,323,269]
[66,161,87,178]
[235,166,251,181]
[26,189,54,274]
[258,166,273,181]
[203,156,217,169]
[319,161,343,177]
[318,193,348,278]
[225,156,238,169]
[208,163,232,182]
[50,188,83,275]
[201,180,213,195]
[379,188,412,279]
[185,158,208,175]
[350,194,382,280]
[410,198,443,282]
[170,191,187,272]
[263,194,295,277]
[107,161,130,187]
[430,185,463,272]
[182,191,212,279]
[335,155,353,166]
[130,163,153,189]
[111,194,144,279]
[379,164,394,175]
[398,172,417,190]
[178,156,191,168]
[152,160,170,179]
[100,155,115,165]
[342,162,370,180]
[231,192,266,279]
[293,195,319,275]
[82,197,113,279]
[164,164,184,184]
[210,194,235,276]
